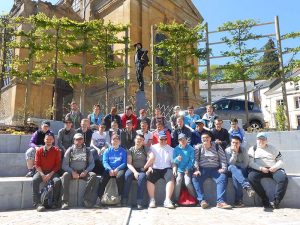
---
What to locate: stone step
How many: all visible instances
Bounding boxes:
[0,150,299,177]
[0,175,299,211]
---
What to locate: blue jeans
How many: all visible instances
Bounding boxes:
[228,165,250,202]
[192,167,227,203]
[123,169,146,204]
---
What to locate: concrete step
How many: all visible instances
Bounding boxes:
[0,175,299,211]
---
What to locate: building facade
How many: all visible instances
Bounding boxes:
[0,0,203,124]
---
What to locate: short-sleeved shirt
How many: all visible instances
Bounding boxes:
[150,143,173,169]
[127,146,148,169]
[91,131,108,149]
[136,129,153,145]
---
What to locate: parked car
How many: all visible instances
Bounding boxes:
[194,98,265,130]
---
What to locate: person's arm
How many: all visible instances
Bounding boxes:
[223,129,230,148]
[186,146,195,171]
[242,148,250,168]
[172,147,179,164]
[127,152,138,174]
[144,151,155,170]
[53,147,61,173]
[29,131,38,148]
[248,146,262,171]
[217,144,227,171]
[57,129,66,152]
[225,147,237,165]
[116,149,127,170]
[90,136,101,153]
[271,148,284,171]
[85,149,95,172]
[103,148,112,171]
[62,148,73,173]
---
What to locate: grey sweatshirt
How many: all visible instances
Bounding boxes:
[248,144,284,171]
[57,128,76,152]
[63,145,95,173]
[225,146,249,168]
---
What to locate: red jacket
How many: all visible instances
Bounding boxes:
[121,113,138,130]
[35,146,61,173]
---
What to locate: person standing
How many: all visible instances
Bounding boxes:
[184,106,200,130]
[88,104,104,128]
[137,108,151,130]
[211,118,230,150]
[65,101,83,129]
[121,106,138,130]
[104,106,122,131]
[57,118,76,158]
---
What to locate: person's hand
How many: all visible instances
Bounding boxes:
[261,167,269,173]
[41,174,47,183]
[172,167,177,177]
[218,168,225,173]
[215,139,222,145]
[113,168,119,176]
[109,170,115,176]
[269,167,278,173]
[146,167,153,176]
[134,172,139,180]
[45,173,52,182]
[193,171,201,177]
[80,171,88,178]
[177,155,182,161]
[72,171,80,179]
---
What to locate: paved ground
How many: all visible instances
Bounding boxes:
[0,207,300,225]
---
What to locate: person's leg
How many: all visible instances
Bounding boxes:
[248,170,269,205]
[211,168,228,203]
[116,170,125,196]
[228,165,250,188]
[61,172,72,204]
[32,172,43,207]
[98,171,111,198]
[146,169,159,207]
[228,166,245,202]
[51,173,62,206]
[25,147,36,176]
[174,172,184,202]
[184,173,196,198]
[164,169,175,201]
[82,172,97,205]
[272,169,289,204]
[136,172,147,205]
[193,168,209,202]
[123,169,134,201]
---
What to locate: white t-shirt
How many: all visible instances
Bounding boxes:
[91,131,109,149]
[150,143,173,169]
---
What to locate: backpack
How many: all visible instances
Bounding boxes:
[40,180,54,209]
[101,178,121,205]
[178,186,197,206]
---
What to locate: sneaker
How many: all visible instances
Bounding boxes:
[148,199,156,208]
[245,186,255,198]
[164,200,175,209]
[200,200,209,209]
[25,169,35,177]
[94,202,106,209]
[36,204,45,212]
[262,199,272,209]
[217,202,232,209]
[61,202,69,210]
[84,200,93,208]
[234,200,245,208]
[270,200,280,209]
[137,204,143,210]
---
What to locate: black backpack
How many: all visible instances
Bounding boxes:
[40,180,54,209]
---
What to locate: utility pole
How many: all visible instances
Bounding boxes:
[275,15,290,130]
[151,25,156,113]
[123,27,129,112]
[205,22,212,104]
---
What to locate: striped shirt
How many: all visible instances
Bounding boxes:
[194,142,227,171]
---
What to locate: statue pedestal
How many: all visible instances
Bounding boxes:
[135,91,147,115]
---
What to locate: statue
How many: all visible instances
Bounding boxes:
[134,42,149,92]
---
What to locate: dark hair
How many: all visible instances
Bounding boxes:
[187,106,194,110]
[230,118,238,123]
[136,134,145,139]
[231,135,242,142]
[201,132,212,138]
[94,104,100,108]
[45,133,55,139]
[140,120,148,125]
[126,106,133,110]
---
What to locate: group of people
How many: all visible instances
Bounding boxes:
[24,102,288,212]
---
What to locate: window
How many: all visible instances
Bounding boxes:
[155,33,171,75]
[213,99,230,110]
[276,99,284,106]
[72,0,81,12]
[295,82,299,91]
[297,115,300,128]
[295,96,300,109]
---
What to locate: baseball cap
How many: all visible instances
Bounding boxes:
[174,106,181,111]
[41,121,50,127]
[158,131,167,139]
[74,133,84,139]
[178,133,186,140]
[256,132,267,140]
[195,119,205,125]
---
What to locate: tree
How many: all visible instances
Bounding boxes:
[200,64,224,82]
[259,39,279,79]
[154,22,205,105]
[218,19,260,128]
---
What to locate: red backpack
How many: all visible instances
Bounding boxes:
[178,186,197,206]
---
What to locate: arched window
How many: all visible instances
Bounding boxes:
[155,33,172,76]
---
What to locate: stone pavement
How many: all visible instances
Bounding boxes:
[1,207,300,225]
[128,207,300,225]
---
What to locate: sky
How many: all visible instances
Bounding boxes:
[1,0,300,66]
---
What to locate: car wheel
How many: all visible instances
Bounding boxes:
[249,120,262,131]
